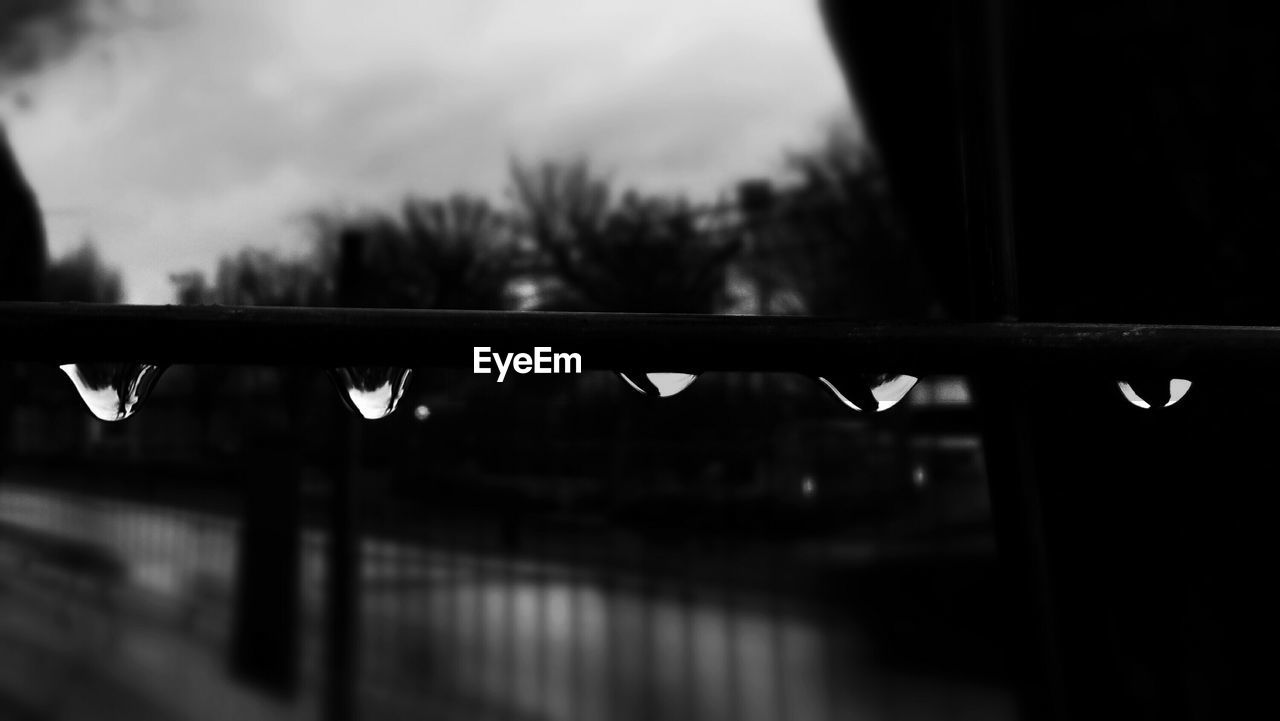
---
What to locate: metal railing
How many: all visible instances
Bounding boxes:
[1,301,1260,721]
[3,302,1274,374]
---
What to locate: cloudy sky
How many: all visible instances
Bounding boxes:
[4,0,854,303]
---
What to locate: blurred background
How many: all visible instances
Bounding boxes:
[15,0,1247,720]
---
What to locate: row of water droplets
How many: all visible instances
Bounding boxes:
[54,363,1193,422]
[56,363,418,422]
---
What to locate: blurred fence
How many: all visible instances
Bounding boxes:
[0,357,1009,721]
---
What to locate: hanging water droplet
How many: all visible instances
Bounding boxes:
[329,367,413,420]
[816,373,918,412]
[617,371,699,398]
[59,362,165,422]
[1116,378,1191,409]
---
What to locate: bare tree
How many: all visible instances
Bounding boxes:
[1,0,87,80]
[740,119,937,319]
[44,239,122,303]
[176,193,520,311]
[307,195,519,310]
[509,158,740,313]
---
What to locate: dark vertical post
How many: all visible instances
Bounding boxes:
[956,1,1065,717]
[737,180,775,314]
[325,431,359,721]
[230,456,302,696]
[0,126,47,477]
[325,230,366,721]
[817,1,1062,717]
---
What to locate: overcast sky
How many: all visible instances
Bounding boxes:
[4,0,854,303]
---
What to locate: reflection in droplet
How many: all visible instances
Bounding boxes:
[912,464,928,488]
[329,367,413,420]
[816,373,919,412]
[801,475,817,498]
[1117,378,1192,409]
[59,362,165,422]
[618,372,699,398]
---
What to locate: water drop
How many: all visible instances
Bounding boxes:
[59,362,165,422]
[617,371,699,398]
[413,404,431,422]
[1116,378,1191,409]
[816,373,918,412]
[329,367,413,420]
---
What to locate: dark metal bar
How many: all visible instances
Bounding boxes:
[0,301,1277,374]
